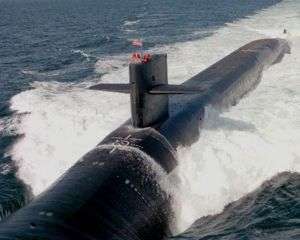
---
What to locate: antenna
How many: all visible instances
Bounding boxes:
[89,54,204,128]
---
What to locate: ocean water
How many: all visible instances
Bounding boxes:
[0,0,299,238]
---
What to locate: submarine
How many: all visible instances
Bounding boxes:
[0,38,290,240]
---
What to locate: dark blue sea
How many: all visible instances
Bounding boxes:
[0,0,299,238]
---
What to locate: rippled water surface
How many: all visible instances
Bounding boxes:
[0,0,299,238]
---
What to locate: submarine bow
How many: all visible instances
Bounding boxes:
[0,38,290,240]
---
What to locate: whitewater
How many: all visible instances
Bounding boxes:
[6,0,300,232]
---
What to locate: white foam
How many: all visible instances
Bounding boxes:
[0,163,12,175]
[123,20,140,26]
[71,49,90,61]
[6,0,300,233]
[21,70,38,75]
[123,29,137,33]
[94,57,128,75]
[0,119,5,134]
[9,83,129,195]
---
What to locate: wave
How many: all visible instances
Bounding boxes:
[94,57,128,75]
[71,49,91,61]
[8,81,130,195]
[172,172,300,240]
[21,70,38,75]
[123,20,140,26]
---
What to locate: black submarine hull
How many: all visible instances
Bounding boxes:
[0,39,290,239]
[160,38,290,147]
[0,127,177,240]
